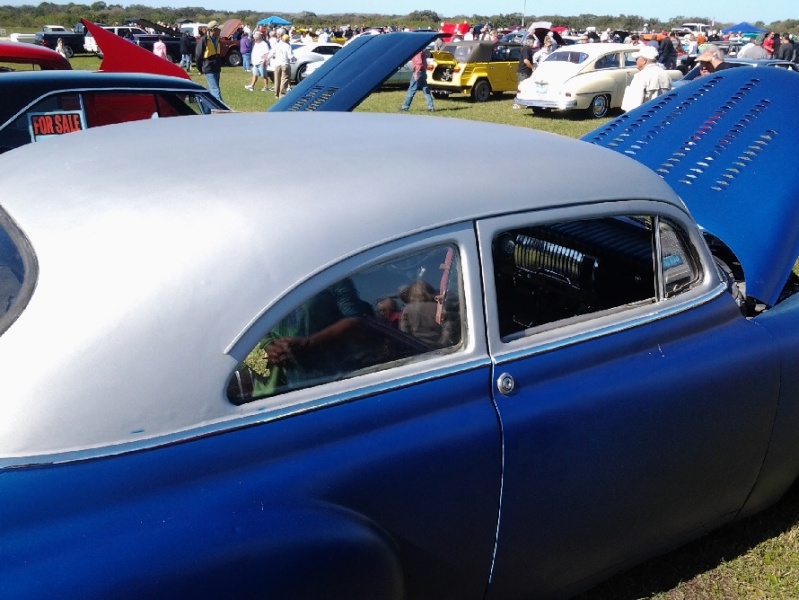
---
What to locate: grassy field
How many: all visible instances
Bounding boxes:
[69,54,799,600]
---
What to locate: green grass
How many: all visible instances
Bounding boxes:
[69,54,799,600]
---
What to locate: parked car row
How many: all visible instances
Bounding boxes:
[414,38,798,119]
[82,18,243,67]
[516,43,683,117]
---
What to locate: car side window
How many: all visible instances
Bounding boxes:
[623,51,638,67]
[491,215,701,340]
[0,211,34,336]
[595,53,619,69]
[227,244,466,405]
[0,92,84,152]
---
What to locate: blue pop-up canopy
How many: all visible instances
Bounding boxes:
[257,15,292,26]
[720,21,767,34]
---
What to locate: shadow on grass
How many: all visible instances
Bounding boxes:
[571,479,799,599]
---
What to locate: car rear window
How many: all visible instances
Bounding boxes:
[546,51,588,64]
[0,212,35,335]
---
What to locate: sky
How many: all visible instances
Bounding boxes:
[2,0,793,24]
[152,0,790,25]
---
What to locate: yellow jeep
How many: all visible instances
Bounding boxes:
[427,41,522,102]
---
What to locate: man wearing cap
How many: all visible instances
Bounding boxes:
[621,45,672,112]
[695,44,732,77]
[738,34,769,59]
[268,33,295,99]
[195,20,224,102]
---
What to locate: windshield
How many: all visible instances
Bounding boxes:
[441,44,474,62]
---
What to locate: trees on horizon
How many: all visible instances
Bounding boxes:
[0,4,796,33]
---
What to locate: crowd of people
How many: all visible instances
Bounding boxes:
[141,16,798,110]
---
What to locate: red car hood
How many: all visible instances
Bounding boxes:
[0,41,71,70]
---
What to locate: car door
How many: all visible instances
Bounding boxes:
[623,49,639,86]
[477,203,780,599]
[225,225,502,598]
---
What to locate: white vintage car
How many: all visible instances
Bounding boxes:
[516,43,682,118]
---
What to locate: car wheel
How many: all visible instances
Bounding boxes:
[589,94,610,119]
[471,80,492,102]
[296,63,308,82]
[64,46,74,59]
[226,50,242,67]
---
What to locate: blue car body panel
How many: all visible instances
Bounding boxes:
[487,293,780,598]
[269,32,438,112]
[739,294,799,516]
[0,369,500,599]
[583,67,799,306]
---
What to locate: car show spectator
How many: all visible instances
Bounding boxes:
[738,34,770,59]
[513,36,535,109]
[763,31,776,56]
[776,33,795,62]
[533,36,554,66]
[658,33,677,69]
[55,38,69,60]
[686,34,699,56]
[179,30,193,72]
[695,44,732,76]
[152,36,168,60]
[269,34,295,99]
[239,31,252,72]
[195,20,223,102]
[621,45,672,112]
[245,31,270,92]
[400,50,435,112]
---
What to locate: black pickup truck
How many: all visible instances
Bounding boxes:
[126,18,242,67]
[34,25,86,58]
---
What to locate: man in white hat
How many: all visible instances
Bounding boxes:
[245,30,270,91]
[621,44,672,112]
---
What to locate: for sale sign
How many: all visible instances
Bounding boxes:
[28,111,86,141]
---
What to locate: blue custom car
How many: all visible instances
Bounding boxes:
[3,44,799,600]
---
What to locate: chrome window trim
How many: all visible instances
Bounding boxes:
[0,357,490,470]
[477,199,722,360]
